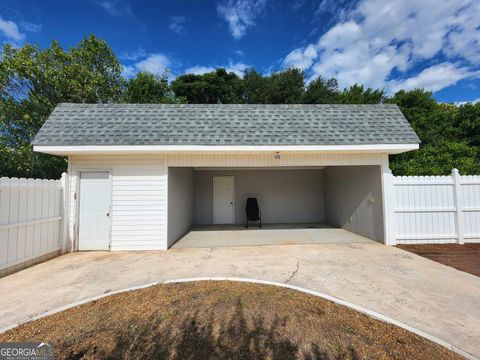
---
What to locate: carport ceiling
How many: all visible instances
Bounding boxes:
[193,167,326,171]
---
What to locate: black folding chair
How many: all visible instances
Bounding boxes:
[245,197,261,228]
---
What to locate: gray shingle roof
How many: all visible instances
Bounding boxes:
[32,103,420,146]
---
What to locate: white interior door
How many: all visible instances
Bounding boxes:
[213,176,235,224]
[78,171,111,250]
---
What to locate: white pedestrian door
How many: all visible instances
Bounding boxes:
[213,176,235,224]
[78,171,111,250]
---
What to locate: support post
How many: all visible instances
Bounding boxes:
[381,155,396,245]
[452,168,464,244]
[60,172,70,253]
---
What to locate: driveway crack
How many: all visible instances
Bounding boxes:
[286,261,300,283]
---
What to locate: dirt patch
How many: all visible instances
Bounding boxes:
[397,243,480,277]
[0,281,461,360]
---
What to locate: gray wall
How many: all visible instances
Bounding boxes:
[168,167,194,247]
[194,169,325,225]
[324,166,384,242]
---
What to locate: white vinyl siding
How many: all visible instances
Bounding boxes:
[111,165,167,250]
[69,156,168,251]
[167,153,386,167]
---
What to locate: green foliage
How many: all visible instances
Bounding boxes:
[388,90,480,175]
[124,71,184,104]
[303,77,339,104]
[390,141,480,176]
[339,84,386,104]
[241,69,269,103]
[0,34,124,178]
[263,68,305,104]
[172,67,307,104]
[171,68,243,104]
[242,68,305,103]
[388,89,445,144]
[454,103,480,146]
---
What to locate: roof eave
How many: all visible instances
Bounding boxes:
[33,144,419,156]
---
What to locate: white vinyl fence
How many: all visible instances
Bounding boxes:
[393,169,480,244]
[0,174,67,274]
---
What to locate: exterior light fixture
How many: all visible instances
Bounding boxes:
[274,151,281,160]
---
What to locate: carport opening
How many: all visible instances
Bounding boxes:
[167,166,384,248]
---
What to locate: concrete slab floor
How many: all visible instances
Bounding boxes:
[172,224,374,249]
[0,243,479,358]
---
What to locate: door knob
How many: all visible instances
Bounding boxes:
[106,212,110,217]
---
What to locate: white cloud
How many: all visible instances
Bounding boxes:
[292,0,305,10]
[226,62,250,76]
[454,97,480,106]
[0,14,25,42]
[282,0,480,93]
[388,63,475,93]
[120,47,147,61]
[313,0,354,21]
[96,0,134,18]
[135,54,171,75]
[282,44,317,71]
[20,21,41,33]
[184,65,216,75]
[169,15,186,35]
[121,53,174,79]
[217,0,267,39]
[121,65,136,79]
[184,61,250,77]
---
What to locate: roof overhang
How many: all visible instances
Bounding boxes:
[33,144,419,156]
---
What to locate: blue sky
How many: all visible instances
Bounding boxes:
[0,0,479,103]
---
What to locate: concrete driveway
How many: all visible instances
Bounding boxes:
[1,242,479,358]
[173,226,372,248]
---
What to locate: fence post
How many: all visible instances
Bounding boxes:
[60,172,69,253]
[452,169,464,244]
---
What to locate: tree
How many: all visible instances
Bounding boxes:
[0,35,124,178]
[388,89,448,144]
[264,68,305,104]
[453,102,480,147]
[339,84,386,104]
[388,89,480,175]
[303,76,339,104]
[124,71,184,103]
[171,68,243,103]
[173,67,306,104]
[390,141,480,176]
[242,69,269,103]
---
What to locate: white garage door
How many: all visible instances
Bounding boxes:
[78,171,111,250]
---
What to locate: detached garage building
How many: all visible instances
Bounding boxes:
[32,104,420,251]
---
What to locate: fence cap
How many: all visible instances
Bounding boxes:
[452,168,459,175]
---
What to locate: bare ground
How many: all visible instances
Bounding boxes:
[397,243,480,277]
[0,281,462,360]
